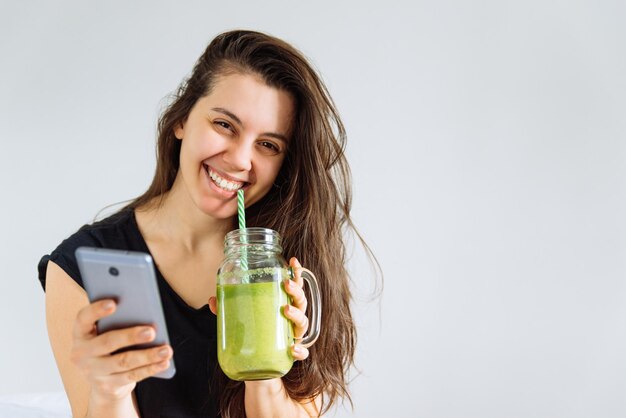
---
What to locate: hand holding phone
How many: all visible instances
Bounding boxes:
[75,247,176,380]
[69,299,173,404]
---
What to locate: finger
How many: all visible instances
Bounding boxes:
[289,257,304,287]
[284,279,307,312]
[284,304,309,339]
[109,358,172,385]
[208,296,217,315]
[291,344,309,361]
[102,345,172,375]
[86,325,156,357]
[74,299,116,339]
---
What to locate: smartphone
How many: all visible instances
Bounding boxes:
[75,246,176,379]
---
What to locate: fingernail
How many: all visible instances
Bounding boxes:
[293,345,302,353]
[158,348,170,358]
[102,301,114,311]
[293,258,301,267]
[139,328,154,340]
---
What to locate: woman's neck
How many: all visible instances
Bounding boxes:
[137,173,235,255]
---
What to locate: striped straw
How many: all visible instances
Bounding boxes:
[237,189,247,232]
[237,189,249,274]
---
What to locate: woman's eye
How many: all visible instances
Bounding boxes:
[259,141,280,153]
[214,120,233,131]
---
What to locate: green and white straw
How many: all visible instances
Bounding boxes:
[237,189,247,233]
[237,189,249,276]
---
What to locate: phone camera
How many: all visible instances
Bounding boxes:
[109,267,119,276]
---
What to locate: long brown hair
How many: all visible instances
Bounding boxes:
[123,30,365,417]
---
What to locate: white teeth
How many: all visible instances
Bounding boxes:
[207,167,244,192]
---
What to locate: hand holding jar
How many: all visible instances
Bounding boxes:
[208,227,321,381]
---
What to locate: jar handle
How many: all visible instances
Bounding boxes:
[290,267,322,348]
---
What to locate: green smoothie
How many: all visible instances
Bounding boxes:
[217,276,294,381]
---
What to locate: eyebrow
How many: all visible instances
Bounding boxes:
[211,107,289,143]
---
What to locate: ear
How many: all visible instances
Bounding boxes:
[174,122,185,140]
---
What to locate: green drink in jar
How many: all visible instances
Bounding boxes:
[216,228,321,381]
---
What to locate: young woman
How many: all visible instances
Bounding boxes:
[39,30,358,418]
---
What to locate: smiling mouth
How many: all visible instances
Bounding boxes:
[204,165,248,192]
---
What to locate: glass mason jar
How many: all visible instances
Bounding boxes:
[216,227,321,381]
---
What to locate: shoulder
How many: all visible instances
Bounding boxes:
[37,209,136,291]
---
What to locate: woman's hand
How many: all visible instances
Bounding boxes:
[70,299,173,402]
[283,257,311,361]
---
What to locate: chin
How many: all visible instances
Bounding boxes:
[196,199,237,221]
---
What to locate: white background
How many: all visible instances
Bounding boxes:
[1,1,625,417]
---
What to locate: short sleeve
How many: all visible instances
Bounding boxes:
[37,227,100,291]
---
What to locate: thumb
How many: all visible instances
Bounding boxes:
[208,296,217,315]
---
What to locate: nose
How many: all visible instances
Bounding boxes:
[222,139,253,172]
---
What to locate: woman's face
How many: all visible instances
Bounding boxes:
[175,72,294,220]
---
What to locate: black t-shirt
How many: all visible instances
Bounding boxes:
[38,208,221,418]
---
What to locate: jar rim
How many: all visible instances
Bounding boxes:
[225,227,278,239]
[224,227,282,248]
